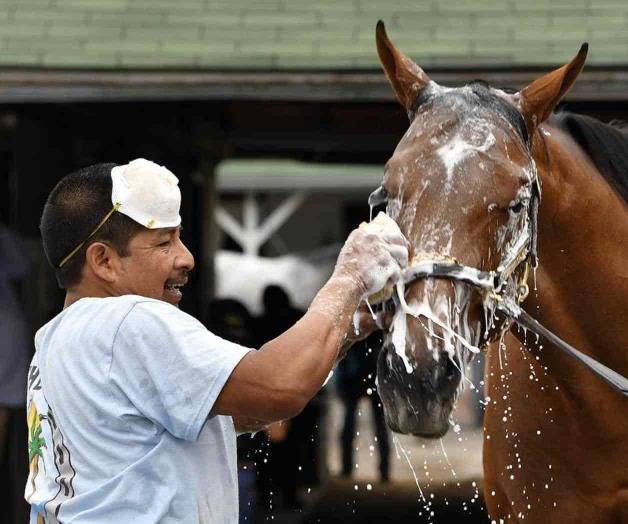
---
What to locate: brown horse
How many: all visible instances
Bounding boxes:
[372,22,628,523]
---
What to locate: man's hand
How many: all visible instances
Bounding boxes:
[346,302,394,341]
[333,212,409,300]
[330,212,408,349]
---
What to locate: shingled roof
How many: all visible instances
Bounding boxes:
[0,0,626,70]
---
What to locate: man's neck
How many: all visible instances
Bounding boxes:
[63,291,81,309]
[63,285,111,309]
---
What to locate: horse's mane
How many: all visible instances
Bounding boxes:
[553,112,628,203]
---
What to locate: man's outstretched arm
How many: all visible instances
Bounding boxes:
[213,213,408,426]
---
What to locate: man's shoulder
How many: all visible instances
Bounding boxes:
[113,296,202,339]
[108,294,175,313]
[70,295,185,316]
[115,295,193,321]
[37,296,192,343]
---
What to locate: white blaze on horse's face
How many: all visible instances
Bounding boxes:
[376,82,536,437]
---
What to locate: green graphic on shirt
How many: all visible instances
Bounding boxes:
[27,402,46,499]
[29,419,46,463]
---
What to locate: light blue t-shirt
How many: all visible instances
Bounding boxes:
[25,295,253,523]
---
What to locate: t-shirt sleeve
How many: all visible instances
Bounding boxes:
[109,300,253,441]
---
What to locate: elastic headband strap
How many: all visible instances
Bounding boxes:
[58,202,121,268]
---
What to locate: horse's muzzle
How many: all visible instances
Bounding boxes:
[376,343,460,437]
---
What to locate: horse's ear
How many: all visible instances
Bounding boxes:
[516,43,588,130]
[376,20,431,111]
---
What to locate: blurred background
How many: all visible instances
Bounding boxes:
[1,0,627,522]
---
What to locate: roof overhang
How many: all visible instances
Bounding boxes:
[216,159,382,192]
[0,66,627,103]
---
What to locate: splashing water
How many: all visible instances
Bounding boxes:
[439,438,458,478]
[389,278,481,379]
[393,435,427,503]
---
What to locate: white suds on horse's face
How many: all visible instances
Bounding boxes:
[380,83,537,390]
[436,122,496,193]
[387,277,480,383]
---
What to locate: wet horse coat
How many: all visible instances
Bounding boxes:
[483,118,628,523]
[373,22,628,523]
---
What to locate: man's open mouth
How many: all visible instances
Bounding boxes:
[164,279,187,301]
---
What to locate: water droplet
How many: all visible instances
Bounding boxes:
[366,484,372,491]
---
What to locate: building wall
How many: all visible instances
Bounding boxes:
[0,0,626,69]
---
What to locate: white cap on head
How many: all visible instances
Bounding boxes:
[111,158,181,229]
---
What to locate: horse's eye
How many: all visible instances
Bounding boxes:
[509,201,525,213]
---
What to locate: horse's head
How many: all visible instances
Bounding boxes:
[373,21,587,437]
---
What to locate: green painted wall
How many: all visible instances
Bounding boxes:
[0,0,625,69]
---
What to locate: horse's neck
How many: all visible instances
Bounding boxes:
[524,124,628,374]
[485,125,628,514]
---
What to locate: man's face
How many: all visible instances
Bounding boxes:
[114,226,194,306]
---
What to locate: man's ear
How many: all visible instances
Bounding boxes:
[84,242,118,283]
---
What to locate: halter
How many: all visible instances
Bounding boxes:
[396,167,541,347]
[402,172,540,308]
[370,128,628,396]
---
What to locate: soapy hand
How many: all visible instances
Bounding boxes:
[333,212,409,301]
[337,303,395,362]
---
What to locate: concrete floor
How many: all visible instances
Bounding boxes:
[324,389,484,485]
[249,388,488,523]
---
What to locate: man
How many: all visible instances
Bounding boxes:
[25,159,408,523]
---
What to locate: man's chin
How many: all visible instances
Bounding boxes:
[163,288,183,306]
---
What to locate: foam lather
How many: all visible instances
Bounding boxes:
[359,212,402,305]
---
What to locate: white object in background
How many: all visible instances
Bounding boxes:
[214,248,337,315]
[214,191,306,256]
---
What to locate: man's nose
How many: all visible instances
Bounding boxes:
[175,239,195,272]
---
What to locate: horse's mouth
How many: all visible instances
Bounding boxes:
[383,401,453,438]
[376,343,461,438]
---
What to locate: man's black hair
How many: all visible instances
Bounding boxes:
[40,163,146,289]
